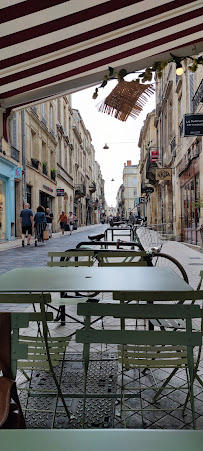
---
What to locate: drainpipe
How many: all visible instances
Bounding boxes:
[21,110,26,206]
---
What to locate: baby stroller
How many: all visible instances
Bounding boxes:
[35,223,46,246]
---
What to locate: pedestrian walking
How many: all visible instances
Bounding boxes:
[129,211,135,225]
[46,208,54,238]
[34,206,47,246]
[58,211,67,235]
[20,203,34,247]
[67,211,75,235]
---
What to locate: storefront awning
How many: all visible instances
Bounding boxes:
[0,0,203,110]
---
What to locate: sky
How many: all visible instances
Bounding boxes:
[72,78,155,207]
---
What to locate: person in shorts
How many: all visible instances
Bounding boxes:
[20,203,33,247]
[58,211,67,235]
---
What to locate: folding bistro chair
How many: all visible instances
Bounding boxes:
[0,293,72,425]
[76,302,202,429]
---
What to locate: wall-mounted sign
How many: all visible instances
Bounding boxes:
[43,185,53,193]
[156,168,172,181]
[14,167,22,180]
[184,114,203,137]
[139,197,145,204]
[56,188,64,196]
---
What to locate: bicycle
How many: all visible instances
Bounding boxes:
[77,229,188,283]
[117,223,188,282]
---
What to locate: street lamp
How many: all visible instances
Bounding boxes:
[103,142,137,149]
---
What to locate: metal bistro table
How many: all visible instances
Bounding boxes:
[0,266,197,302]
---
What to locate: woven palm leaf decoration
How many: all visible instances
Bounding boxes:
[98,80,155,122]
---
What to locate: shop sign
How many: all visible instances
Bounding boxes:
[14,167,22,180]
[56,188,64,196]
[43,184,53,193]
[184,114,203,137]
[139,197,145,204]
[156,168,172,181]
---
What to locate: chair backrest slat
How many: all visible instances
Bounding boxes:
[76,303,202,350]
[76,329,201,347]
[0,293,51,304]
[77,303,201,319]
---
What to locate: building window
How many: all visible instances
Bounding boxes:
[41,103,45,118]
[30,129,37,159]
[11,112,18,149]
[133,178,137,185]
[49,104,53,130]
[26,185,32,208]
[134,189,137,196]
[57,99,60,122]
[188,72,195,113]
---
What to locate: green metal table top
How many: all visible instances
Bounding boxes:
[0,266,193,295]
[1,429,203,451]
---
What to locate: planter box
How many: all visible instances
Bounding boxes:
[31,159,39,170]
[42,166,48,176]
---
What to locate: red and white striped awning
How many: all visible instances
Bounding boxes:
[0,0,203,109]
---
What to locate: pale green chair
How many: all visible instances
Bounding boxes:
[0,294,72,423]
[76,302,202,429]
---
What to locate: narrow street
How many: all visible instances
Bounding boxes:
[0,223,203,288]
[0,224,107,276]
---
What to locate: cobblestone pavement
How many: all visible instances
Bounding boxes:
[1,224,203,429]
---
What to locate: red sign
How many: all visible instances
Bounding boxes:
[150,150,159,162]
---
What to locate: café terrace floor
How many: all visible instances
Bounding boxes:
[17,291,203,431]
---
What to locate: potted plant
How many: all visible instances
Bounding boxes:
[42,162,48,176]
[51,168,56,181]
[31,158,39,170]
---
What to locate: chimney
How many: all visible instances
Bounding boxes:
[127,160,131,166]
[124,163,126,167]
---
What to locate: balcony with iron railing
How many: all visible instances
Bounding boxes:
[170,136,176,155]
[10,146,20,162]
[146,149,159,181]
[179,119,183,137]
[89,181,96,193]
[72,125,82,143]
[192,80,203,112]
[41,116,47,127]
[30,106,38,115]
[75,184,86,198]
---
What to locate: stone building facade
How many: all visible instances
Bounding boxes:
[138,57,203,244]
[116,161,138,219]
[0,95,104,241]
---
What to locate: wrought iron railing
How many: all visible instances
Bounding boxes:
[75,184,86,197]
[170,136,176,154]
[41,116,47,127]
[192,80,203,112]
[179,119,183,137]
[10,146,19,162]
